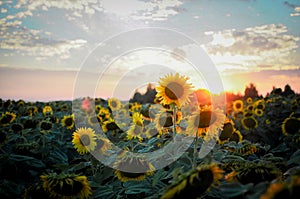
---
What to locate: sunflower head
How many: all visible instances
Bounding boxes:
[246,97,253,104]
[254,109,264,117]
[10,123,24,133]
[126,124,144,141]
[0,112,16,126]
[72,127,97,155]
[282,115,300,135]
[186,106,225,138]
[40,173,92,199]
[218,119,235,144]
[154,111,174,133]
[229,130,243,143]
[114,156,155,182]
[161,164,223,199]
[61,114,75,130]
[233,100,244,112]
[42,106,53,116]
[40,119,53,132]
[108,97,122,111]
[101,118,120,133]
[155,73,194,107]
[241,116,258,130]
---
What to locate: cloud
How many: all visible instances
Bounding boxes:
[204,24,299,72]
[283,1,300,17]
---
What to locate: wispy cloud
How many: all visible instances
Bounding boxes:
[204,24,299,73]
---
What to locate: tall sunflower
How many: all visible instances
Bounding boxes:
[160,164,223,199]
[114,155,155,182]
[0,112,16,126]
[186,106,225,138]
[155,73,194,107]
[40,173,92,199]
[72,127,97,155]
[282,113,300,135]
[108,98,122,111]
[61,114,75,130]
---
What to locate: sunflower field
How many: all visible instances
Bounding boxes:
[1,73,300,199]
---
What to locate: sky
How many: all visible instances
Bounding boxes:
[0,0,300,101]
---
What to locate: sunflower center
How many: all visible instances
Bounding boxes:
[106,122,119,130]
[284,118,300,135]
[195,170,214,192]
[165,82,184,100]
[111,101,117,108]
[65,117,73,126]
[195,111,217,128]
[219,123,234,140]
[80,135,91,146]
[229,132,239,142]
[235,103,242,109]
[52,178,84,196]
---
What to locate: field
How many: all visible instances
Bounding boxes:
[1,79,300,199]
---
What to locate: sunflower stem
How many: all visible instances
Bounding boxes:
[193,132,199,169]
[172,104,177,142]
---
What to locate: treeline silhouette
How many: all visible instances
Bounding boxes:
[129,83,298,104]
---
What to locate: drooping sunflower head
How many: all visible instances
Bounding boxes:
[218,119,235,144]
[233,100,244,112]
[42,106,53,116]
[186,106,225,138]
[255,99,265,110]
[0,112,16,126]
[40,173,92,199]
[72,127,97,155]
[155,73,194,107]
[232,163,281,185]
[241,116,258,130]
[160,163,223,199]
[61,114,75,130]
[282,114,300,135]
[108,97,122,111]
[10,123,24,133]
[40,119,53,133]
[101,117,120,133]
[114,156,155,182]
[229,130,243,143]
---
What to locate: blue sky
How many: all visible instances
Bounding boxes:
[0,0,300,101]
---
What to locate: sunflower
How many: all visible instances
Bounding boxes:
[95,105,102,113]
[42,106,53,116]
[101,118,120,133]
[87,116,99,126]
[40,119,53,132]
[154,111,175,134]
[232,100,244,112]
[94,136,111,155]
[186,106,225,138]
[97,107,111,123]
[229,130,243,143]
[61,114,75,130]
[0,112,16,126]
[160,164,223,199]
[126,124,144,141]
[10,123,23,133]
[155,73,194,107]
[241,116,258,130]
[255,99,265,110]
[254,109,264,117]
[282,114,300,135]
[108,98,122,111]
[72,127,97,155]
[129,102,142,113]
[40,173,92,199]
[114,156,155,182]
[246,104,254,111]
[132,112,144,126]
[218,119,235,144]
[227,163,281,185]
[246,97,253,104]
